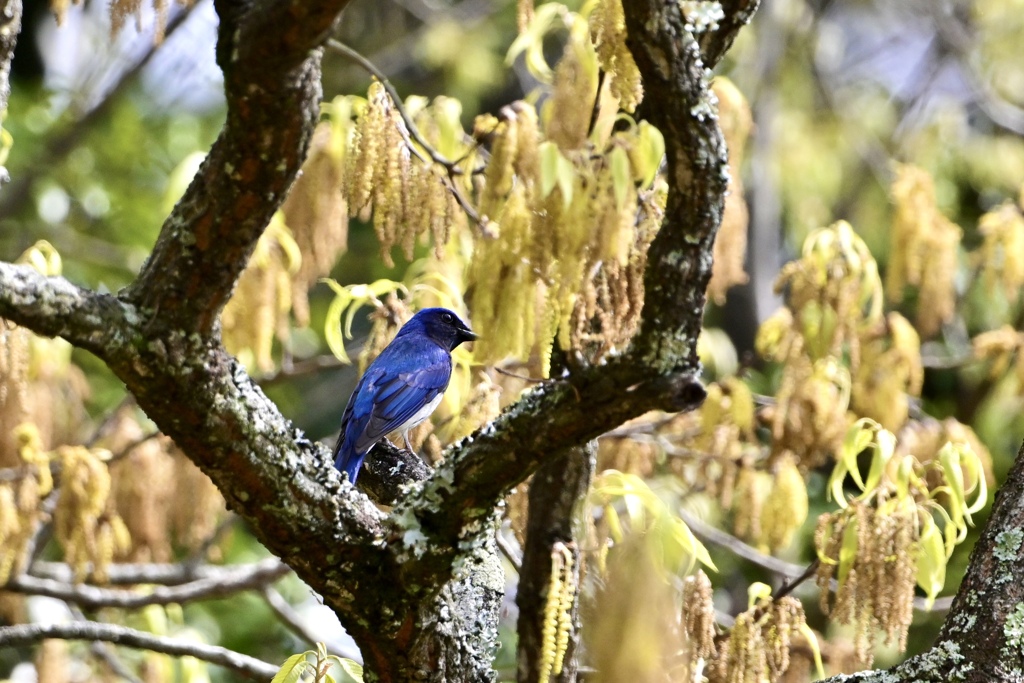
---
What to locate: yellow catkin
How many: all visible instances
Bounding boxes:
[346,97,380,217]
[814,502,917,669]
[589,0,643,112]
[708,78,752,304]
[759,453,809,552]
[852,313,923,432]
[551,543,576,676]
[887,164,962,337]
[169,447,226,555]
[545,28,599,152]
[706,595,808,683]
[221,216,299,372]
[282,115,350,327]
[537,544,566,683]
[977,201,1024,303]
[681,570,717,663]
[480,117,518,221]
[110,436,175,563]
[53,445,131,582]
[0,323,31,468]
[516,0,534,33]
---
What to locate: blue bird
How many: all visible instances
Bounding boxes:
[333,307,477,484]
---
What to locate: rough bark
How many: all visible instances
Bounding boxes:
[0,0,20,185]
[516,444,596,683]
[0,1,758,681]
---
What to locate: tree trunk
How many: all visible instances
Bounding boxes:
[516,444,596,683]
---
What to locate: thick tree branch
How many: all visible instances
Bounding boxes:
[0,621,279,680]
[698,0,761,69]
[0,0,19,185]
[0,1,756,679]
[623,2,732,374]
[0,263,130,356]
[5,558,290,609]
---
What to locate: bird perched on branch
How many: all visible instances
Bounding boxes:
[334,307,477,484]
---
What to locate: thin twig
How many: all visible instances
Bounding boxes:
[256,353,350,386]
[326,38,484,226]
[328,39,459,171]
[771,558,819,602]
[6,558,289,609]
[493,366,549,384]
[29,557,267,586]
[69,605,145,683]
[261,587,363,663]
[495,531,522,572]
[0,621,279,681]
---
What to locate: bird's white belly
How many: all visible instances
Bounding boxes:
[395,393,444,435]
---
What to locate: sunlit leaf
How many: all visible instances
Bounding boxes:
[271,653,311,683]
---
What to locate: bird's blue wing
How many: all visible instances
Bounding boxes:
[354,355,451,453]
[334,337,452,483]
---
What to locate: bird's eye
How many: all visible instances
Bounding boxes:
[442,313,453,323]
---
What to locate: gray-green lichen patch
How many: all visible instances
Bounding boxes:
[1003,603,1024,660]
[995,528,1024,563]
[679,1,724,33]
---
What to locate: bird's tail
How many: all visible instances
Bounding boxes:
[333,433,366,484]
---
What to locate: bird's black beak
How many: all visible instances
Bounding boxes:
[460,328,479,343]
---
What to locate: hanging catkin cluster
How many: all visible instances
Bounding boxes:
[222,214,300,372]
[707,595,809,683]
[851,312,923,432]
[467,95,665,370]
[707,78,752,305]
[886,163,962,338]
[976,198,1024,304]
[0,425,53,584]
[283,101,352,327]
[756,221,917,467]
[680,570,718,669]
[815,502,916,668]
[53,444,132,583]
[346,83,462,268]
[104,409,226,562]
[538,542,577,683]
[589,0,643,113]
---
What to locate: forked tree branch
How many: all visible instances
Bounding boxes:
[0,0,761,678]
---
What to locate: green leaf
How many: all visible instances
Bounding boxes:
[799,623,826,680]
[635,121,665,188]
[337,657,365,682]
[837,515,859,584]
[894,455,914,501]
[504,3,564,82]
[271,653,312,683]
[938,442,969,532]
[322,279,353,364]
[916,516,946,608]
[609,146,632,211]
[863,425,895,494]
[747,581,772,609]
[539,141,561,199]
